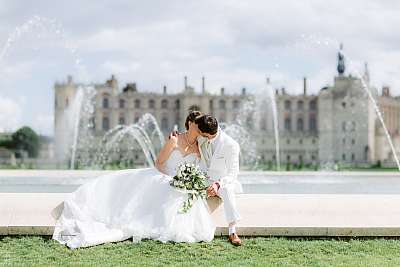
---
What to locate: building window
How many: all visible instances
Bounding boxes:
[260,119,267,130]
[119,116,125,125]
[102,117,110,131]
[297,118,304,131]
[233,100,240,109]
[103,98,109,109]
[65,98,69,107]
[119,99,125,108]
[342,138,346,145]
[89,117,95,130]
[352,139,355,145]
[134,99,141,108]
[134,116,140,123]
[299,139,303,144]
[309,100,316,110]
[342,102,346,108]
[286,139,290,144]
[364,146,369,161]
[309,116,316,131]
[311,155,316,160]
[351,121,356,131]
[161,99,168,109]
[148,99,155,109]
[342,154,346,161]
[175,99,180,109]
[312,138,316,144]
[219,99,226,110]
[284,118,292,131]
[286,155,291,161]
[284,100,291,110]
[342,121,346,132]
[161,117,169,130]
[297,100,304,110]
[209,100,214,110]
[351,153,355,161]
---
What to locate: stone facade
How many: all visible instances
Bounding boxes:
[54,53,400,167]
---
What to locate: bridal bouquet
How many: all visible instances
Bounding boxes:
[169,162,209,213]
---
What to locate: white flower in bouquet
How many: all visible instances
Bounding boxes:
[170,162,209,213]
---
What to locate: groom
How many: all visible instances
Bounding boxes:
[194,114,243,246]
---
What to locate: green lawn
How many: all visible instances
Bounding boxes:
[1,236,400,266]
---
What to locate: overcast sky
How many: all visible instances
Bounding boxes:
[0,0,399,136]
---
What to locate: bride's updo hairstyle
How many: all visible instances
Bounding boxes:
[185,110,202,130]
[194,114,218,135]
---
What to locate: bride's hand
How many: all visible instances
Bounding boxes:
[168,131,179,147]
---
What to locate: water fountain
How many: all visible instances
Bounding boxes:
[94,113,164,167]
[68,86,97,169]
[0,15,91,169]
[266,77,281,171]
[347,61,400,171]
[0,15,87,78]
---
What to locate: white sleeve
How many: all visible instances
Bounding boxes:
[218,142,240,188]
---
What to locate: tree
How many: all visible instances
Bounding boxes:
[11,126,40,158]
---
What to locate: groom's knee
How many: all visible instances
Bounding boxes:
[218,186,234,201]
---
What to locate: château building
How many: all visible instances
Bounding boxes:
[54,47,400,167]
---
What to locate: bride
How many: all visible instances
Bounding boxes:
[52,111,216,249]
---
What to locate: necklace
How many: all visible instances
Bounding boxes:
[183,132,196,150]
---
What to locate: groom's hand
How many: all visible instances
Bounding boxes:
[207,182,220,197]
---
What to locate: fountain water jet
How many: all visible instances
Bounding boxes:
[266,77,281,170]
[94,114,164,168]
[346,61,400,171]
[0,15,88,81]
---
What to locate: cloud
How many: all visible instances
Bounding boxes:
[33,113,54,136]
[0,95,22,132]
[1,0,400,137]
[101,61,141,75]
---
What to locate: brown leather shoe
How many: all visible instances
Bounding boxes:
[228,233,242,246]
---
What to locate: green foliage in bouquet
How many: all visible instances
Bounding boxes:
[169,162,209,213]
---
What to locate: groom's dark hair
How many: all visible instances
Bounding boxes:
[195,114,218,135]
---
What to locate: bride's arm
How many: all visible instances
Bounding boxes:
[155,132,178,174]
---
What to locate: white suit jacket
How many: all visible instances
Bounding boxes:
[198,130,243,193]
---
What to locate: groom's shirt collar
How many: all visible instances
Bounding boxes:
[209,127,221,152]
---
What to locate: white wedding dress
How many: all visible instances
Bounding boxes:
[52,149,216,249]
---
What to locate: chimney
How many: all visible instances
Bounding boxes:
[303,77,307,95]
[220,87,225,95]
[107,74,118,89]
[242,87,246,95]
[67,75,73,84]
[281,87,286,95]
[202,76,205,94]
[382,86,390,97]
[184,76,188,89]
[163,85,167,94]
